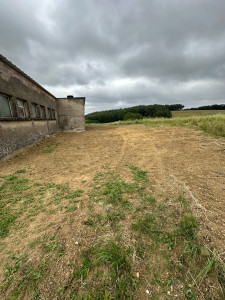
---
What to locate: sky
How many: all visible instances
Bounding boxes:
[0,0,225,113]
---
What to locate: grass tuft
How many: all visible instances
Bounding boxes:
[42,142,60,153]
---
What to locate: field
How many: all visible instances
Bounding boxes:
[112,113,225,138]
[0,123,225,299]
[172,110,225,118]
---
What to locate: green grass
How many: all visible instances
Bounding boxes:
[1,253,46,299]
[1,165,224,299]
[60,240,135,299]
[0,204,16,237]
[15,169,26,174]
[131,213,159,234]
[42,142,60,153]
[91,170,136,207]
[126,163,148,183]
[0,173,84,237]
[105,210,125,228]
[109,113,225,138]
[83,166,225,299]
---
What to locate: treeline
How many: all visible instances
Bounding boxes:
[165,104,184,111]
[85,104,184,123]
[189,104,225,110]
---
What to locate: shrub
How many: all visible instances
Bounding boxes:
[123,112,143,121]
[155,109,172,118]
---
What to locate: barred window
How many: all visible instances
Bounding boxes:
[0,94,12,117]
[40,106,46,119]
[31,103,40,118]
[17,99,29,118]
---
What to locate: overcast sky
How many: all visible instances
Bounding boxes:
[0,0,225,113]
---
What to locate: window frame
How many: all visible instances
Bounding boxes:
[0,94,13,118]
[17,98,29,118]
[31,102,40,119]
[40,105,46,119]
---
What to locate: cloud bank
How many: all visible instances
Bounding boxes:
[0,0,225,113]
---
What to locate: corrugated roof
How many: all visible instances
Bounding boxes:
[0,53,56,100]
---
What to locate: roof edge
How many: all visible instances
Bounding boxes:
[0,53,56,100]
[56,97,86,99]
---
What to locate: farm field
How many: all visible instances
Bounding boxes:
[0,125,225,299]
[112,113,225,138]
[172,110,225,118]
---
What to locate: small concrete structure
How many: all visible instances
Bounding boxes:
[57,96,85,132]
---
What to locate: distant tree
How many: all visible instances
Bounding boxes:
[155,109,172,118]
[189,104,225,110]
[166,104,184,111]
[85,104,173,123]
[123,112,143,120]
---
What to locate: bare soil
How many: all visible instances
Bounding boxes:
[0,124,224,299]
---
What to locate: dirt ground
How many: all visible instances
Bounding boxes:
[1,125,225,251]
[0,124,225,299]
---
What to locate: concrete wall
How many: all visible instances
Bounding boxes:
[0,62,57,117]
[0,56,58,159]
[0,120,57,159]
[57,97,85,131]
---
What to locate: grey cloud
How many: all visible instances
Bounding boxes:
[0,0,225,112]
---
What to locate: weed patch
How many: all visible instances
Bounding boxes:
[0,205,16,237]
[42,142,60,153]
[60,240,136,299]
[0,173,84,237]
[131,213,159,234]
[0,253,46,299]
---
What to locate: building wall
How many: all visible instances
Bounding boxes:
[57,97,85,131]
[0,120,57,159]
[0,56,58,159]
[0,60,55,100]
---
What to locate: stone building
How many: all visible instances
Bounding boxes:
[0,54,85,160]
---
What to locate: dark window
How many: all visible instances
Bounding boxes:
[40,106,46,119]
[17,99,29,118]
[0,94,12,117]
[48,108,52,119]
[52,109,55,119]
[31,103,40,118]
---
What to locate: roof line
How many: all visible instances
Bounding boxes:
[0,53,56,99]
[57,97,86,99]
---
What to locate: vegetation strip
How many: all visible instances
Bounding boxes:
[110,114,225,138]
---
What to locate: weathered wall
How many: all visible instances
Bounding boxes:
[0,59,55,101]
[0,65,56,117]
[0,120,57,159]
[57,98,85,131]
[0,56,58,159]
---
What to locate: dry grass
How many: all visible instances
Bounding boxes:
[172,110,225,118]
[111,114,225,138]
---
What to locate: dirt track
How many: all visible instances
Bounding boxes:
[1,124,225,253]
